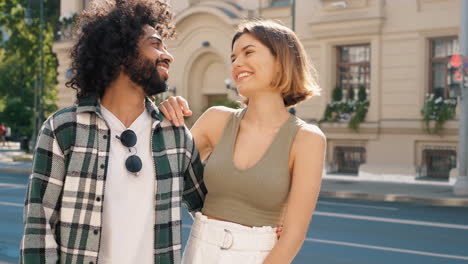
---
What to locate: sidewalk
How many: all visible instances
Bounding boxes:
[0,143,32,174]
[321,174,468,207]
[1,144,467,207]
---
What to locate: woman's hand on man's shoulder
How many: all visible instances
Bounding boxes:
[158,96,192,127]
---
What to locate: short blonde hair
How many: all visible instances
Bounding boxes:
[232,20,320,107]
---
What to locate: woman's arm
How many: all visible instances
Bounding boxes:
[158,96,233,162]
[190,106,232,161]
[263,124,326,264]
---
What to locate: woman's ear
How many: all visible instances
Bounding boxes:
[275,58,281,74]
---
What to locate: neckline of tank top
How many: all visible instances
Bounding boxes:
[231,108,296,172]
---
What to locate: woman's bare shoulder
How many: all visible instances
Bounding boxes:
[199,106,240,124]
[192,106,242,152]
[294,123,326,148]
[192,106,241,135]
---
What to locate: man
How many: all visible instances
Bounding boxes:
[20,1,206,263]
[0,123,5,146]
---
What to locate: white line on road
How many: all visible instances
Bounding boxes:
[0,201,23,207]
[181,224,468,260]
[0,183,27,189]
[318,201,399,211]
[314,211,468,230]
[305,238,468,260]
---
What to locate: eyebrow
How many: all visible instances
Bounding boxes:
[148,36,162,42]
[147,35,167,49]
[230,44,256,59]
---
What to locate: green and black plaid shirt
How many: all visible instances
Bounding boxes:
[20,96,206,264]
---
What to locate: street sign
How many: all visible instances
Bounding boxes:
[450,55,468,88]
[450,54,462,68]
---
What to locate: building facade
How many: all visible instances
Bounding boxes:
[54,0,462,180]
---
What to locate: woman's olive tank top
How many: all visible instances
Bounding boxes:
[201,108,304,227]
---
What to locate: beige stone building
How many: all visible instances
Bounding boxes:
[54,0,462,181]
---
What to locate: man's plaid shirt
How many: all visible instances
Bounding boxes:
[20,96,207,264]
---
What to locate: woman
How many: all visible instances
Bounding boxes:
[159,20,326,264]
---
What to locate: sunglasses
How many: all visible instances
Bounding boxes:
[116,129,142,174]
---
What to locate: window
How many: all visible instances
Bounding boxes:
[421,148,456,179]
[429,37,459,99]
[334,146,366,174]
[337,45,371,100]
[270,0,291,7]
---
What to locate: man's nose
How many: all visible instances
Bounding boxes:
[160,49,174,64]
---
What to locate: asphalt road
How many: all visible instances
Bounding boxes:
[1,172,468,264]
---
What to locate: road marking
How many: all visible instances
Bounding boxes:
[318,201,399,211]
[305,238,468,260]
[314,211,468,230]
[0,201,23,207]
[0,183,27,189]
[181,224,468,260]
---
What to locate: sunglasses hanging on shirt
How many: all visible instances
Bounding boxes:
[116,129,142,175]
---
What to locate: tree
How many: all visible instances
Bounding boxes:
[0,0,59,139]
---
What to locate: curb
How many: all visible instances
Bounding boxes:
[0,167,31,175]
[319,190,468,207]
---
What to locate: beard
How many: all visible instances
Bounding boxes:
[124,55,168,96]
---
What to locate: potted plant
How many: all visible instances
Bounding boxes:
[320,85,369,131]
[421,93,457,134]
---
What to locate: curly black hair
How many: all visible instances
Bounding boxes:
[66,0,175,101]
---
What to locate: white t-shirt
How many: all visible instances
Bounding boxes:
[98,105,155,264]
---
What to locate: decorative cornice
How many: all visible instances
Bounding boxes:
[309,17,384,39]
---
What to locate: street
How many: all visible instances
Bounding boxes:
[1,172,468,264]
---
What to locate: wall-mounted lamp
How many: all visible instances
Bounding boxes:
[331,1,348,8]
[167,86,177,95]
[224,78,238,95]
[202,41,210,47]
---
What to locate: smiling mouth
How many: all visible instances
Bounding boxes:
[236,72,253,81]
[156,63,169,79]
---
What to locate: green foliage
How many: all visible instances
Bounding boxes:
[58,13,76,27]
[321,101,353,122]
[152,95,167,106]
[349,100,369,130]
[1,97,34,137]
[203,97,242,113]
[0,0,59,139]
[358,84,367,101]
[0,98,5,112]
[331,86,343,101]
[348,87,355,101]
[320,85,369,131]
[348,85,369,130]
[421,93,457,134]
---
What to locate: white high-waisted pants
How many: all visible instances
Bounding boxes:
[182,212,277,264]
